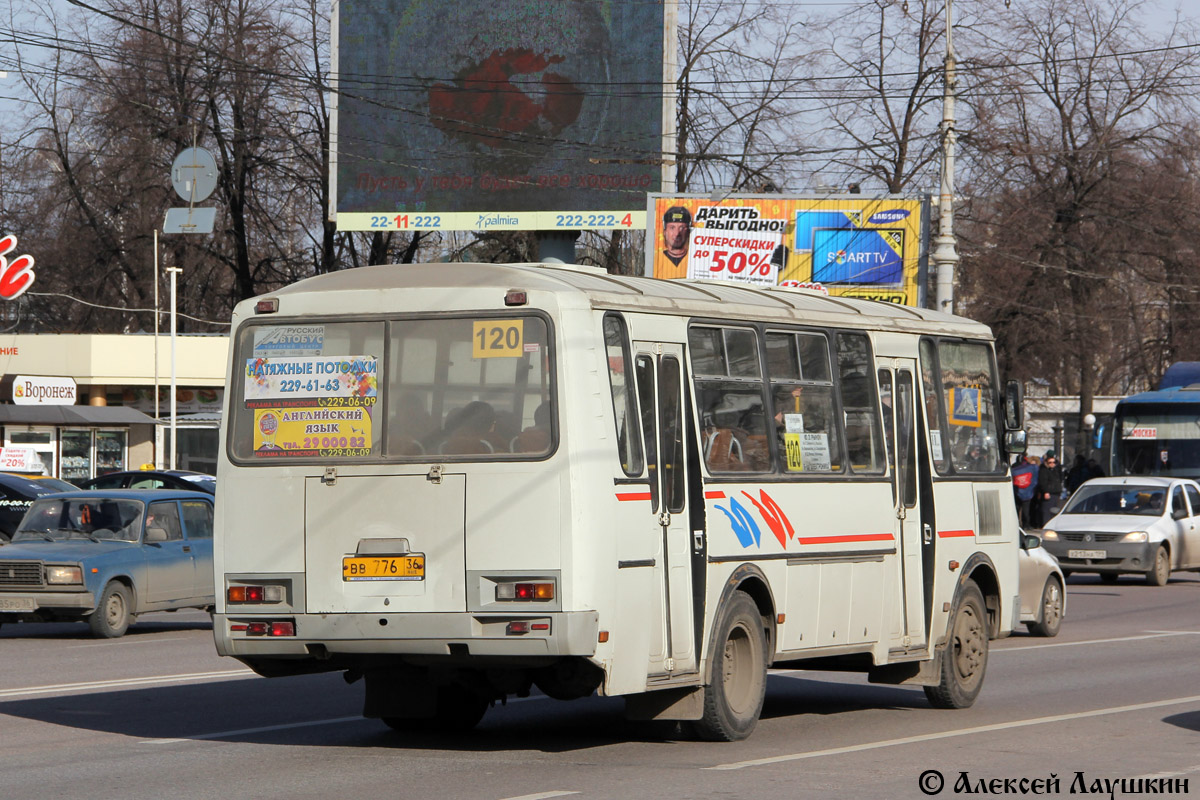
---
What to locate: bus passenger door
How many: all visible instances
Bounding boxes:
[878,361,927,649]
[633,342,698,676]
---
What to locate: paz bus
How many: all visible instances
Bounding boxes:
[213,262,1025,740]
[1106,363,1200,477]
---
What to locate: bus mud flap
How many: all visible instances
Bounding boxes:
[868,647,943,686]
[624,686,704,721]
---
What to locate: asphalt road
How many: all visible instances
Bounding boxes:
[2,573,1199,800]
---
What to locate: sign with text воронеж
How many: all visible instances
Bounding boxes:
[12,375,77,405]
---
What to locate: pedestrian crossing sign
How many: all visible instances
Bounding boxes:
[949,387,983,427]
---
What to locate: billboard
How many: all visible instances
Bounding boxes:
[332,0,671,232]
[645,195,929,305]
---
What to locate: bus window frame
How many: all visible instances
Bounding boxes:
[225,310,560,467]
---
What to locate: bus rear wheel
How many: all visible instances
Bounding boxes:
[688,591,767,742]
[925,580,988,709]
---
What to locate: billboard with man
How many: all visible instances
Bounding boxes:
[332,0,672,232]
[645,194,928,305]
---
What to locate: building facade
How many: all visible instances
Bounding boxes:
[0,334,228,480]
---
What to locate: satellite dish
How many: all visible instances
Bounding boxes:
[171,147,218,203]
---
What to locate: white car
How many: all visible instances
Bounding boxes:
[1018,531,1065,637]
[1041,476,1200,586]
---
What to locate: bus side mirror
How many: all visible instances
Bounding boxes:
[1004,380,1024,431]
[1006,429,1028,456]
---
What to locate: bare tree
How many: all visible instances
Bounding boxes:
[958,0,1200,452]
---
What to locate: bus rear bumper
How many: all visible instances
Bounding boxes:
[213,610,599,660]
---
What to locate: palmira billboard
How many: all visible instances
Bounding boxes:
[332,0,671,232]
[645,195,929,306]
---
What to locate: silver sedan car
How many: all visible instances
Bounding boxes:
[1041,476,1200,585]
[1019,530,1065,637]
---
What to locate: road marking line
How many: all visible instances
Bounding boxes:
[0,669,254,699]
[71,636,193,649]
[1135,764,1200,781]
[1000,631,1200,652]
[142,715,362,744]
[705,694,1200,771]
[498,793,580,800]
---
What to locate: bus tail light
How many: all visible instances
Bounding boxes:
[228,585,285,603]
[238,620,295,636]
[506,620,550,636]
[495,581,555,601]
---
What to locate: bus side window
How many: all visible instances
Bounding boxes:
[635,355,660,512]
[920,338,951,472]
[689,325,770,473]
[767,330,841,474]
[603,314,644,476]
[836,332,885,474]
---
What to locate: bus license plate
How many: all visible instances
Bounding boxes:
[342,555,425,582]
[1068,549,1106,560]
[0,596,37,612]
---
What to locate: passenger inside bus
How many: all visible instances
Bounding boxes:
[393,391,436,455]
[441,400,497,455]
[512,402,552,453]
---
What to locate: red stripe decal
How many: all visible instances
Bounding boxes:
[704,490,726,499]
[615,492,652,502]
[797,533,895,545]
[938,529,976,538]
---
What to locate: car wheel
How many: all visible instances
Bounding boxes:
[1100,572,1120,583]
[88,581,132,638]
[925,580,988,709]
[1025,576,1063,637]
[1146,546,1170,586]
[687,590,768,741]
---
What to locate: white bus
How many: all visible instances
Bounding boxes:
[213,262,1025,740]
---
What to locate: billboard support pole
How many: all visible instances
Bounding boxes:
[932,0,959,315]
[536,230,579,264]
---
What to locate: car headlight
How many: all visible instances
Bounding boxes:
[46,565,83,585]
[1121,531,1149,543]
[1041,529,1058,540]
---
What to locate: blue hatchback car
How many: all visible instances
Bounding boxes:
[0,489,215,637]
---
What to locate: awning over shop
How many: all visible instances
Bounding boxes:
[0,405,159,425]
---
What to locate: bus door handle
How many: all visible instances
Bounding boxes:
[658,511,671,527]
[923,524,933,544]
[693,530,705,552]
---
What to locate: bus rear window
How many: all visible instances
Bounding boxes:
[389,316,552,457]
[231,321,385,461]
[228,316,553,462]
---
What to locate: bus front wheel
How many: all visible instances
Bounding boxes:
[925,580,988,709]
[688,590,767,742]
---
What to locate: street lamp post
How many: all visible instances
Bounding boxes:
[167,265,181,470]
[932,0,960,315]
